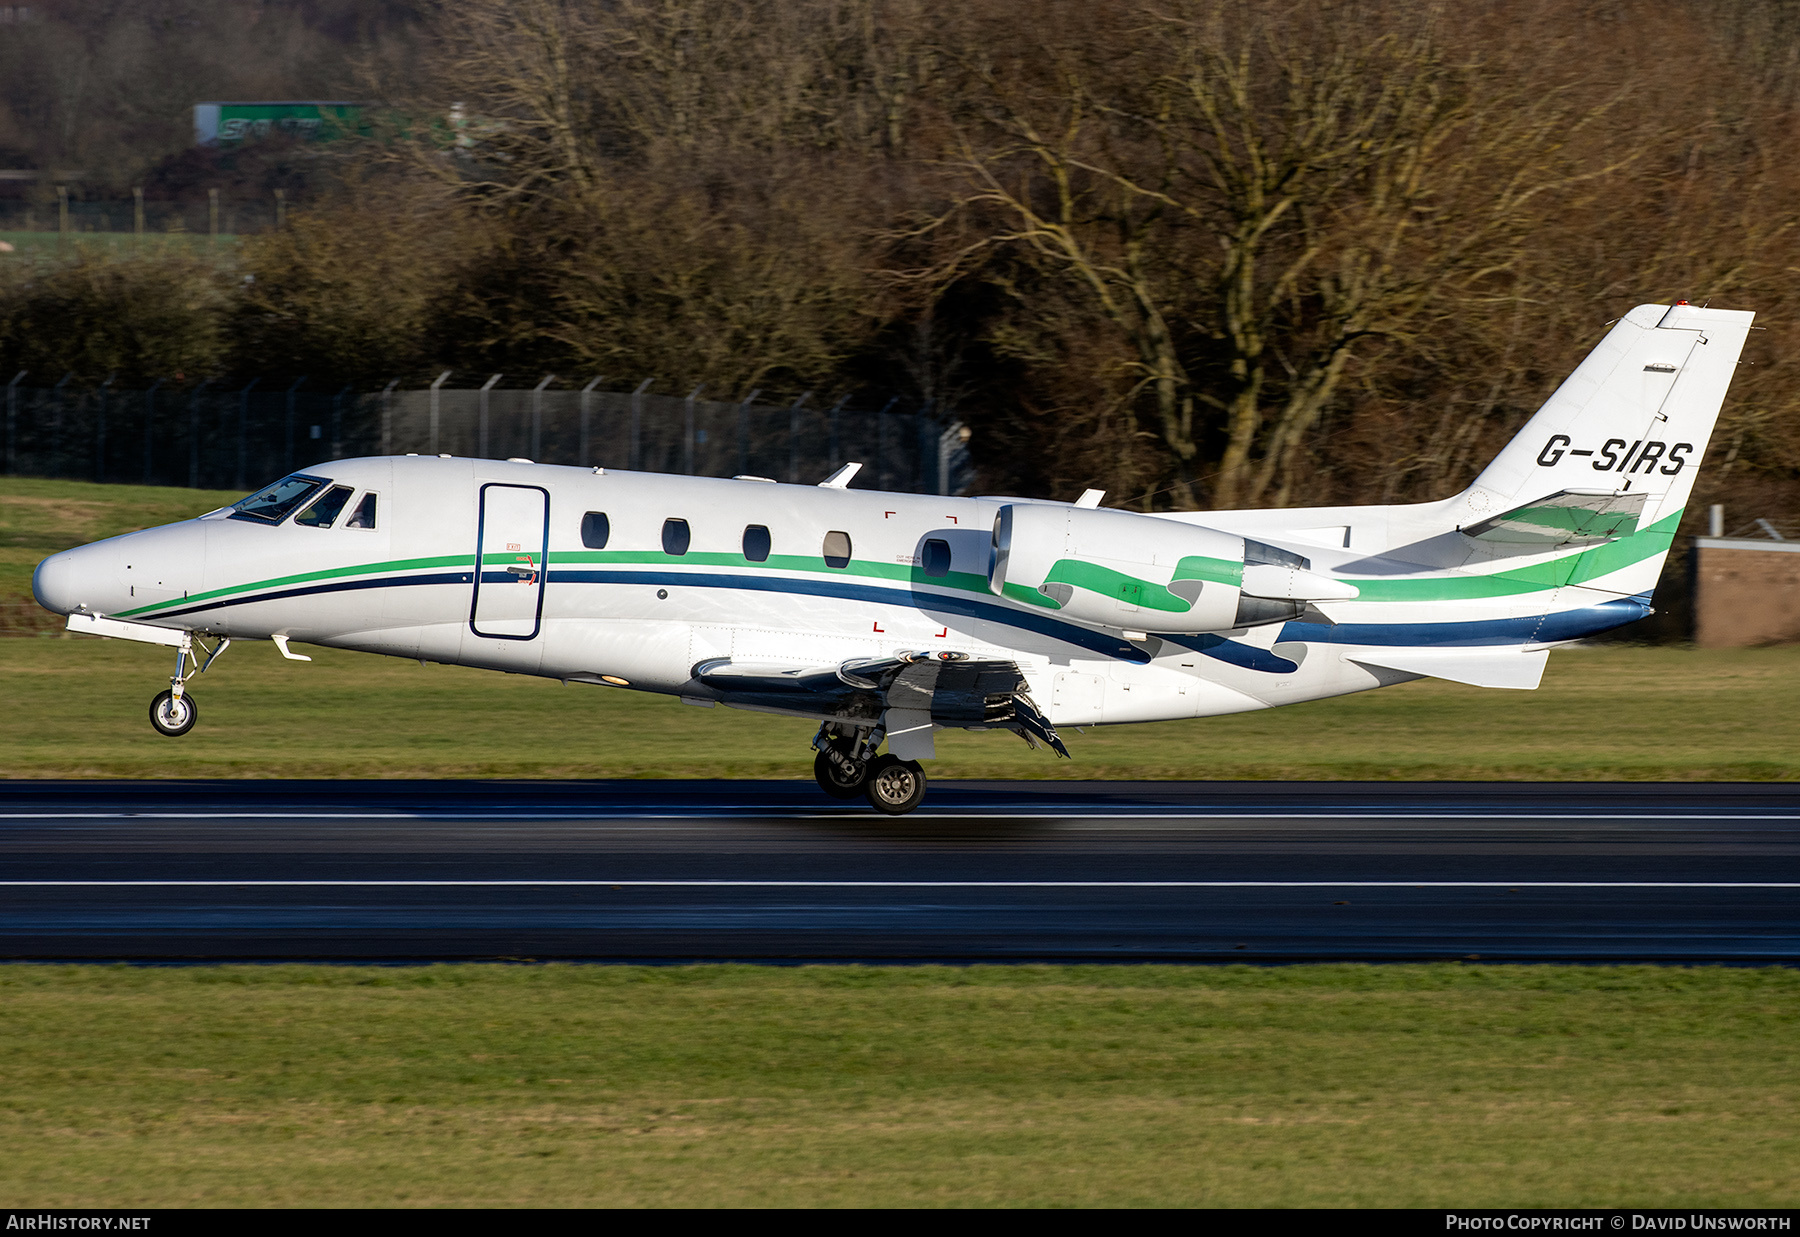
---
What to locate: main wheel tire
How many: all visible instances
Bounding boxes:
[813,747,867,800]
[149,689,197,737]
[864,753,927,815]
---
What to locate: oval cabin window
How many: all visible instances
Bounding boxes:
[822,530,852,568]
[921,538,951,578]
[580,512,610,549]
[743,524,772,562]
[662,518,691,556]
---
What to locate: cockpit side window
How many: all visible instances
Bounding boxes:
[229,474,329,525]
[294,485,354,528]
[345,492,378,530]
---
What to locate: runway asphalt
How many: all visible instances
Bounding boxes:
[1,780,1796,963]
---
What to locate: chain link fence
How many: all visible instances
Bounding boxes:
[2,376,973,496]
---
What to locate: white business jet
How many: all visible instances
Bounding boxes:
[32,303,1751,813]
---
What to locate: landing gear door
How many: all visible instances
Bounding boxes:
[470,483,549,640]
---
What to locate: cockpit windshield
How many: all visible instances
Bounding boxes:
[229,474,330,525]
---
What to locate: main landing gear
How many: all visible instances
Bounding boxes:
[148,635,230,738]
[812,725,928,815]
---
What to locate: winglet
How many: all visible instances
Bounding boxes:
[818,463,862,489]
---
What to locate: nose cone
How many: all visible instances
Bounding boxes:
[32,550,84,616]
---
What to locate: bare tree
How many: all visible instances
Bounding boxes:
[932,1,1645,508]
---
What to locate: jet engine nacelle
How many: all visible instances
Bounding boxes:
[988,503,1357,634]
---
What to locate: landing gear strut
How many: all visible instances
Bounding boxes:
[810,724,930,814]
[812,724,872,800]
[813,745,867,799]
[149,635,229,738]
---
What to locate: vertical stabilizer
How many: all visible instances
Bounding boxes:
[1466,304,1753,533]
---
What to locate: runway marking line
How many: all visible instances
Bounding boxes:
[3,812,1800,822]
[2,881,1796,889]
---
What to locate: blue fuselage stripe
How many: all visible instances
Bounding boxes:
[1277,597,1651,647]
[142,568,1651,668]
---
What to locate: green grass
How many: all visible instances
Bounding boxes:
[4,628,1797,781]
[0,963,1793,1207]
[4,474,1797,780]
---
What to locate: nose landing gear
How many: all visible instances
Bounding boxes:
[148,635,230,738]
[810,724,930,815]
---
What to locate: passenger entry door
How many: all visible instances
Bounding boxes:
[470,483,549,640]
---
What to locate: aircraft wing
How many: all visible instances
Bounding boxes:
[1462,489,1646,547]
[691,654,1068,756]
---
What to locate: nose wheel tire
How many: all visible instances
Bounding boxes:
[864,754,927,815]
[813,748,868,800]
[149,689,197,737]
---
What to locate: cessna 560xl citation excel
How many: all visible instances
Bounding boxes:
[33,303,1752,813]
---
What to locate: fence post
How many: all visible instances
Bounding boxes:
[95,376,113,484]
[5,371,24,475]
[684,385,704,475]
[736,389,761,476]
[284,376,305,470]
[330,385,350,459]
[913,401,932,493]
[787,392,811,484]
[142,380,161,484]
[380,379,399,455]
[235,378,258,489]
[827,395,848,471]
[428,371,451,455]
[579,376,603,466]
[51,373,72,478]
[939,420,965,497]
[873,396,898,492]
[189,380,211,488]
[133,187,144,238]
[475,373,502,458]
[532,374,554,461]
[630,379,652,471]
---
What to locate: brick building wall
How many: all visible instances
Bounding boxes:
[1692,538,1800,648]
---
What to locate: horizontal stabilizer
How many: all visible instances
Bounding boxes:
[1463,489,1646,547]
[1349,646,1548,690]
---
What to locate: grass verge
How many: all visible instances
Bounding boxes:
[2,636,1795,780]
[0,963,1794,1207]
